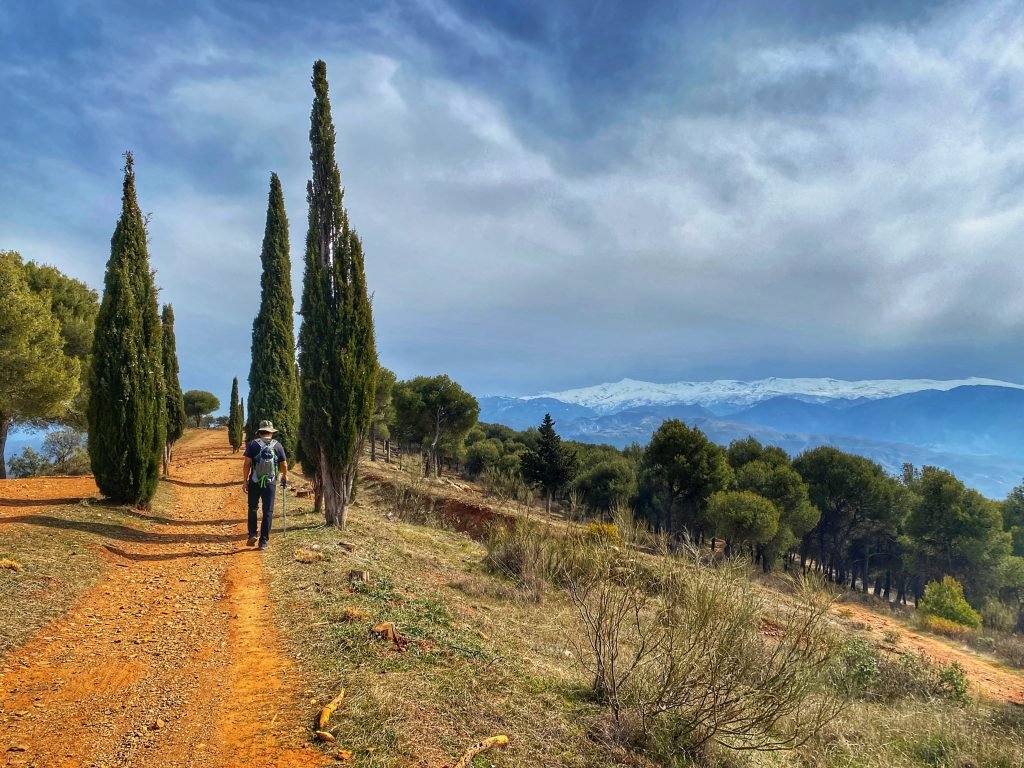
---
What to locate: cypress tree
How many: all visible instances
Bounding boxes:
[88,152,165,506]
[298,60,378,528]
[161,304,187,476]
[246,172,299,456]
[236,398,245,450]
[228,377,242,452]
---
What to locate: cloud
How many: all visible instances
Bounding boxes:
[3,0,1024,399]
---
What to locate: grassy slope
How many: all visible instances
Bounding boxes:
[266,481,619,768]
[269,467,1024,768]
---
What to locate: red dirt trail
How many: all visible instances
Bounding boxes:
[0,430,329,767]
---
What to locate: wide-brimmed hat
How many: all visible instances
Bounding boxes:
[257,420,278,434]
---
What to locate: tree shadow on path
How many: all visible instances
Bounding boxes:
[102,543,249,563]
[2,515,241,545]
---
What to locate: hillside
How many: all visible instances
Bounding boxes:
[3,430,1024,767]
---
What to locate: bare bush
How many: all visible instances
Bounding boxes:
[563,529,843,754]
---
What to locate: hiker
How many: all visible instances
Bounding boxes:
[242,420,288,550]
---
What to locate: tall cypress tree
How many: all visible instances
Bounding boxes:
[298,60,378,528]
[228,377,242,452]
[246,172,299,456]
[161,304,187,476]
[236,398,245,450]
[88,152,165,506]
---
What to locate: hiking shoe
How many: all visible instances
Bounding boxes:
[258,540,269,550]
[246,536,258,547]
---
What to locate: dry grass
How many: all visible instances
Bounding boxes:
[0,494,159,656]
[293,546,327,564]
[266,480,617,768]
[268,469,1024,768]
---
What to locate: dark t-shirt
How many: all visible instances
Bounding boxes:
[244,438,287,480]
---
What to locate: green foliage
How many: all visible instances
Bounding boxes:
[734,458,819,569]
[641,419,731,531]
[298,60,378,527]
[160,305,187,447]
[981,598,1018,633]
[908,468,1011,599]
[372,368,395,444]
[246,172,300,455]
[705,489,780,550]
[227,377,242,451]
[520,414,578,512]
[833,637,969,703]
[391,375,478,476]
[183,390,220,428]
[0,251,80,478]
[918,576,982,629]
[8,447,51,478]
[573,456,637,513]
[42,428,87,473]
[22,259,98,429]
[1003,482,1024,557]
[726,436,788,469]
[87,153,165,506]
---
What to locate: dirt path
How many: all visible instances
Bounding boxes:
[0,430,329,767]
[835,601,1024,704]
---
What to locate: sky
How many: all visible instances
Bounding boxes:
[3,0,1024,401]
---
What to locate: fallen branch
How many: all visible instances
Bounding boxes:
[452,735,509,768]
[317,688,346,730]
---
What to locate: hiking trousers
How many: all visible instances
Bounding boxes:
[247,480,276,544]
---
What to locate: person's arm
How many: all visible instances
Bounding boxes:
[279,460,288,487]
[242,455,252,491]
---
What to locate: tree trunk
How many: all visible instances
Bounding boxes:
[370,423,377,461]
[162,442,171,478]
[545,490,552,516]
[385,439,391,463]
[883,570,892,601]
[0,414,10,479]
[320,448,357,528]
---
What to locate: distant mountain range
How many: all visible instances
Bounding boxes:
[479,378,1024,499]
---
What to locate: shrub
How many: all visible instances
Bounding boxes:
[981,598,1018,634]
[833,638,879,697]
[833,638,970,705]
[584,522,621,545]
[921,614,972,637]
[564,541,842,753]
[483,519,571,601]
[918,576,982,630]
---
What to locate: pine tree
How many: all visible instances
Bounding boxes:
[88,152,165,506]
[298,60,378,528]
[228,377,242,453]
[161,304,187,476]
[521,413,578,515]
[246,172,300,456]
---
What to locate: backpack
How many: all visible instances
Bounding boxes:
[252,438,279,487]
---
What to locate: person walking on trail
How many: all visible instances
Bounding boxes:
[242,420,288,550]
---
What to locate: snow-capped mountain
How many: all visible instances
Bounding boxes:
[522,377,1024,414]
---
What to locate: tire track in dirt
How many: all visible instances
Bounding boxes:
[0,430,329,767]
